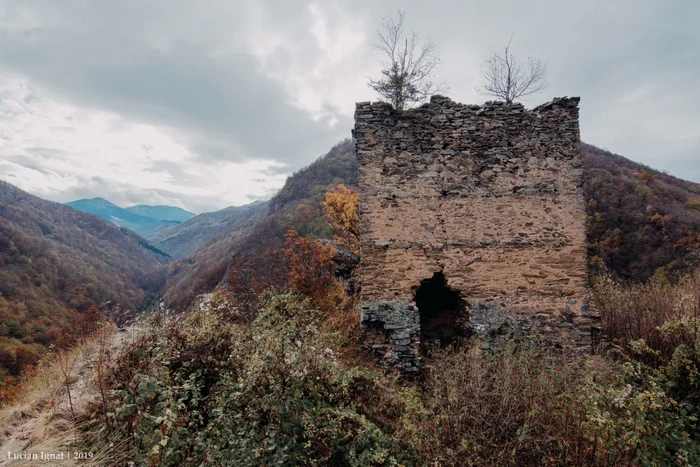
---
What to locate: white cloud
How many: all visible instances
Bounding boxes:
[0,74,287,212]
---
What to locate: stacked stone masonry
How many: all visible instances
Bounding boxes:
[353,95,592,372]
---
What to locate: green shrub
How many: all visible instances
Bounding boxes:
[686,198,700,211]
[579,362,700,465]
[96,292,405,466]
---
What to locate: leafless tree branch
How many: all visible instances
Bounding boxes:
[368,11,447,111]
[477,35,548,103]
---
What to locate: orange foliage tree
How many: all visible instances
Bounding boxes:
[226,184,361,326]
[228,228,347,318]
[283,229,346,313]
[323,185,360,254]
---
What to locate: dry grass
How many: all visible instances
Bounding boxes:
[0,324,133,466]
[0,343,85,465]
[399,344,620,466]
[594,271,700,365]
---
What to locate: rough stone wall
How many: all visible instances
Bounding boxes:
[353,95,591,372]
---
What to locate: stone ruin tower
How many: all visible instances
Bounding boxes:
[353,95,591,372]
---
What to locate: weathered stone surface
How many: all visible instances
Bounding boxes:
[354,95,593,371]
[360,301,422,372]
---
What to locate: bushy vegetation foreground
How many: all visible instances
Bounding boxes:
[65,267,698,466]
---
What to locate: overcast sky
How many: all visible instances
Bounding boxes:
[0,0,698,213]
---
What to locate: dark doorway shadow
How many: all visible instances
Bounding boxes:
[414,272,467,348]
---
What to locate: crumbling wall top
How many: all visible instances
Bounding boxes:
[354,95,580,120]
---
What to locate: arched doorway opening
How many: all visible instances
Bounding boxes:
[414,271,466,347]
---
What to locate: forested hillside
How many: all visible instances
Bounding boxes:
[583,143,700,281]
[0,181,169,384]
[267,139,358,214]
[161,139,357,310]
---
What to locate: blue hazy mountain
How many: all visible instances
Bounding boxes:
[65,198,193,237]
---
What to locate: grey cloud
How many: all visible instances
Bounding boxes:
[0,0,348,170]
[2,154,54,174]
[245,185,282,202]
[144,161,192,183]
[22,92,38,104]
[245,193,275,202]
[25,147,69,158]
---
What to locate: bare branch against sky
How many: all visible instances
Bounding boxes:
[368,11,446,111]
[477,35,548,103]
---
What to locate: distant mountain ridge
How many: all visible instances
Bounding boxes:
[125,205,196,223]
[66,198,195,237]
[147,201,268,260]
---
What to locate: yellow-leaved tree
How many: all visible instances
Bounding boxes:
[323,184,360,254]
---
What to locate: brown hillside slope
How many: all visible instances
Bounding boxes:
[158,204,267,309]
[0,181,168,384]
[583,143,700,281]
[147,201,268,260]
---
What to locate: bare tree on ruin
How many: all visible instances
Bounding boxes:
[368,11,445,112]
[478,35,548,103]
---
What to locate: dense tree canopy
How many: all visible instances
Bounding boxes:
[582,143,700,281]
